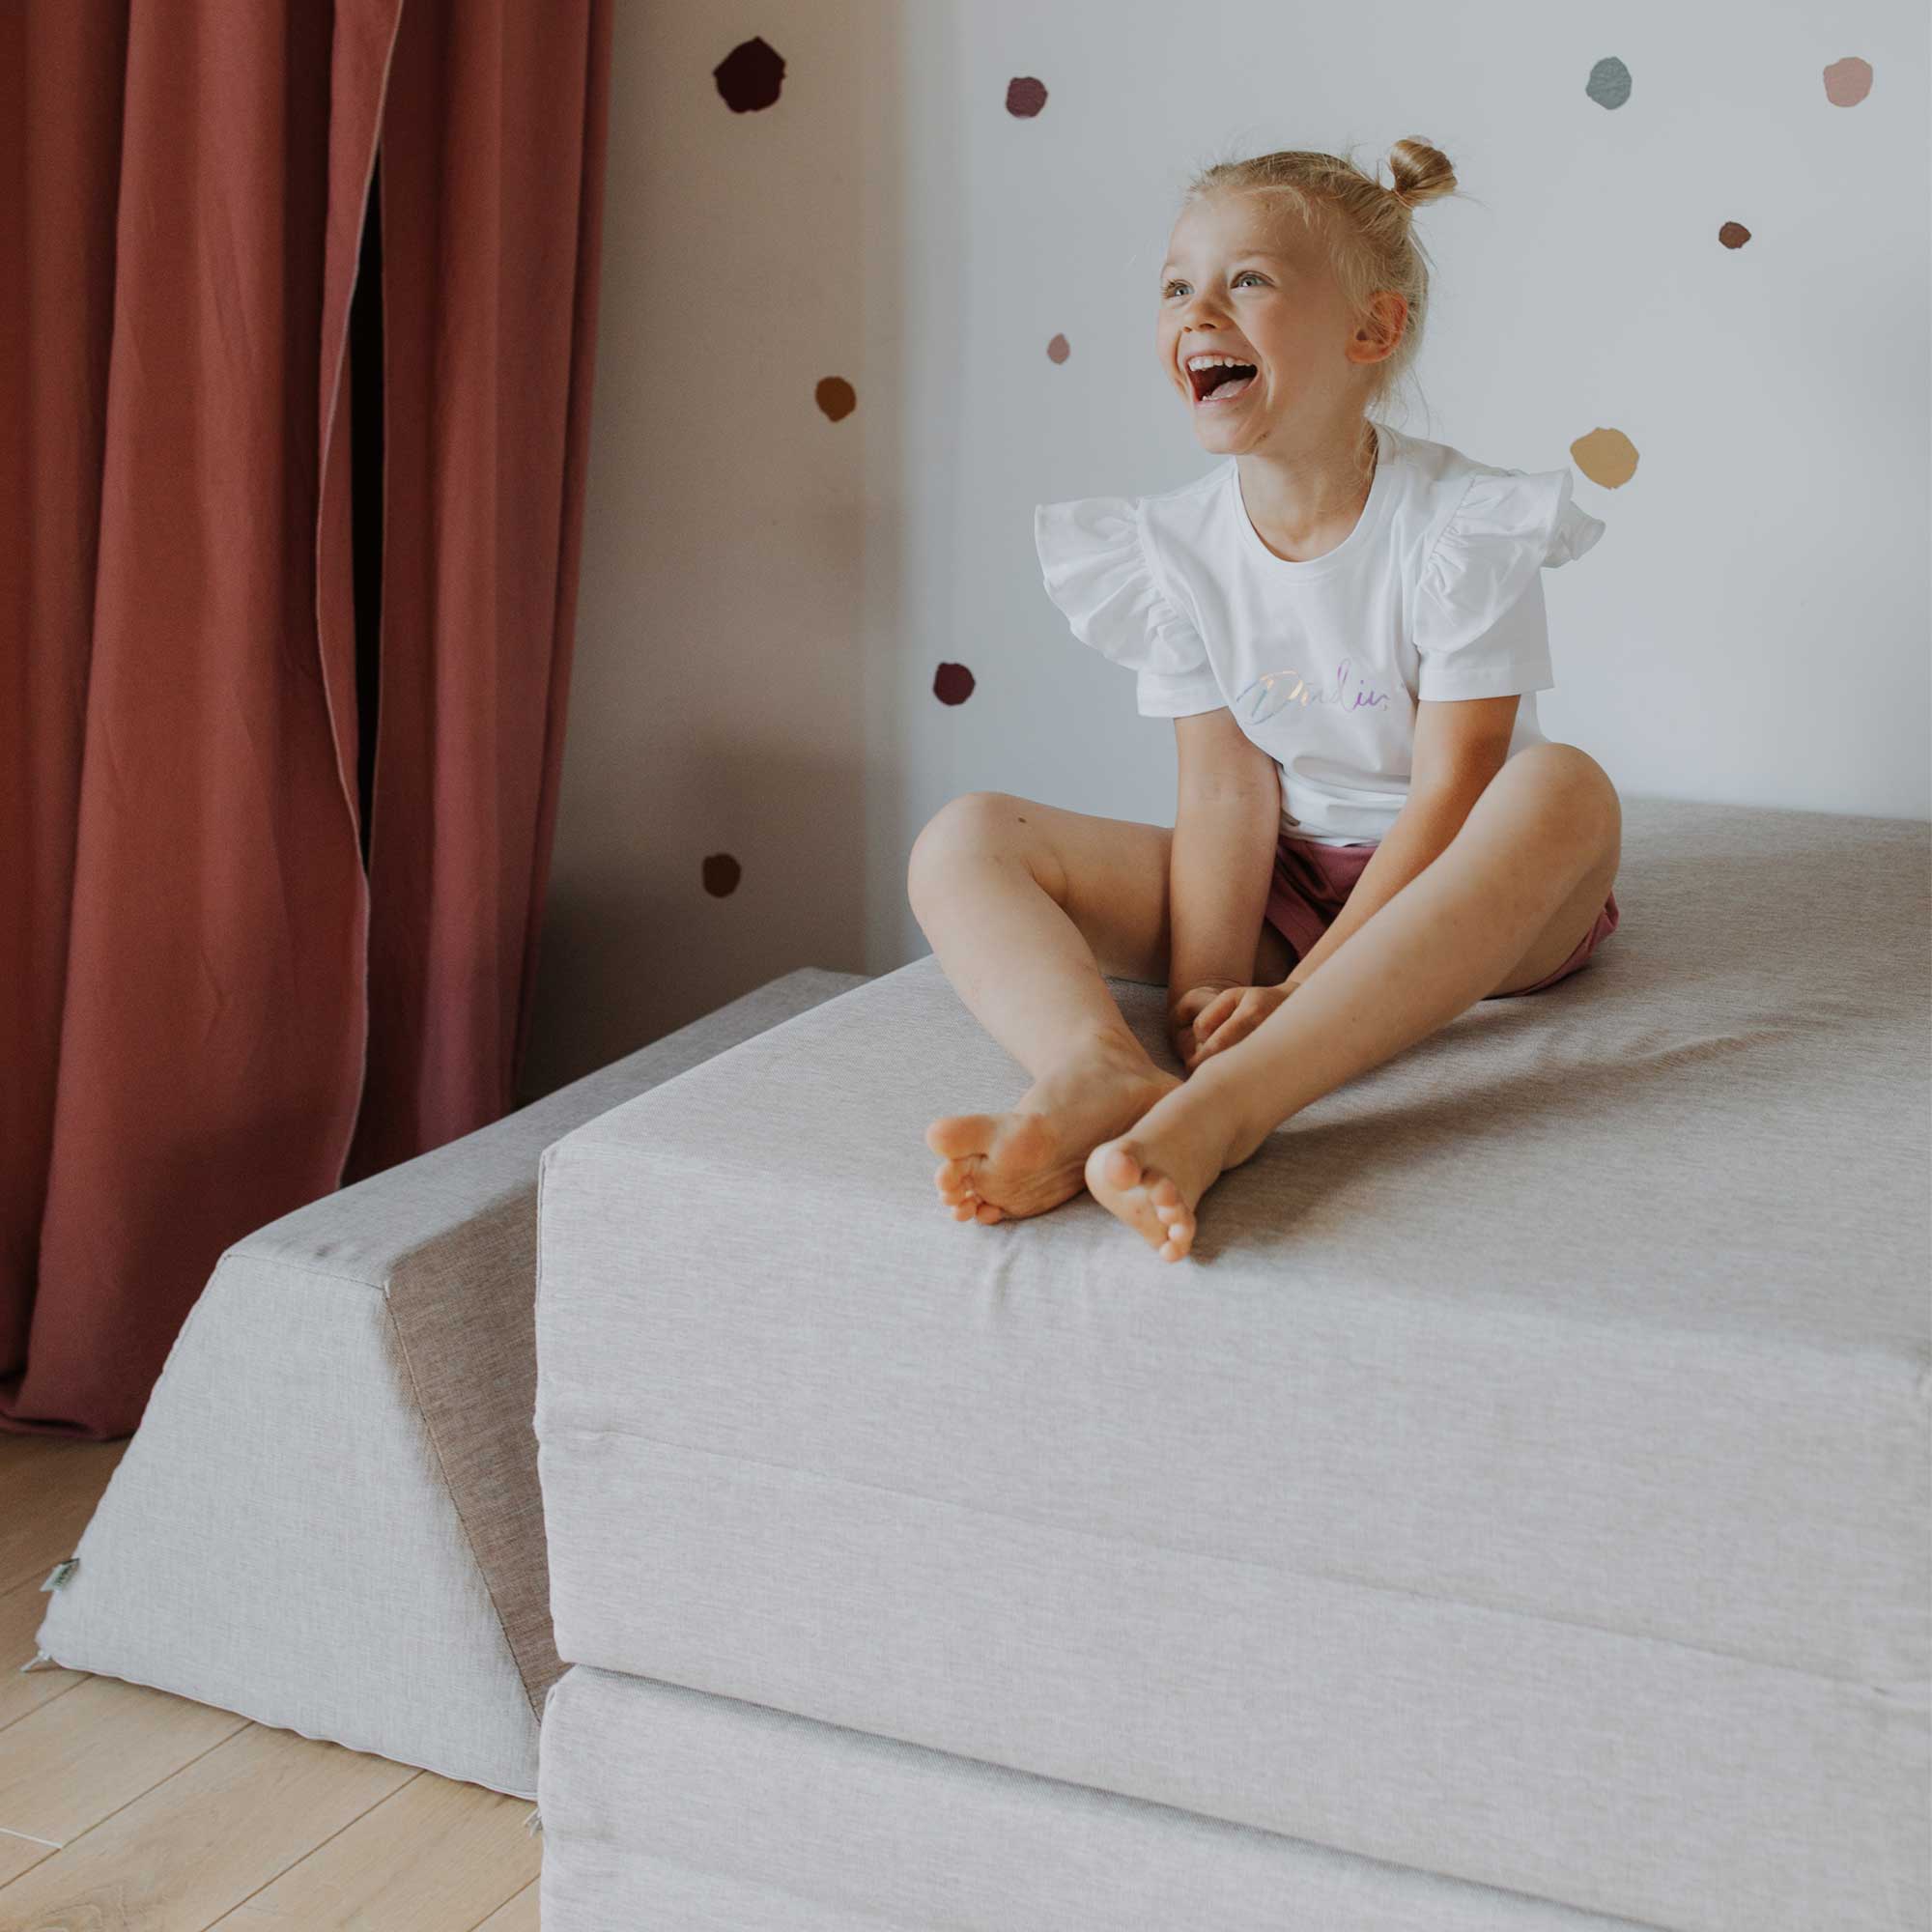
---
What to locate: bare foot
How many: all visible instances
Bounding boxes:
[1082,1081,1259,1262]
[925,1043,1182,1224]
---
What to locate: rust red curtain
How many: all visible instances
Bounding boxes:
[0,0,613,1439]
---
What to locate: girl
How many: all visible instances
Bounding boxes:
[907,140,1622,1263]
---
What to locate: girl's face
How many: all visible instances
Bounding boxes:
[1156,190,1377,446]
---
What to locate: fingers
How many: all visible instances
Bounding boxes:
[1194,988,1274,1064]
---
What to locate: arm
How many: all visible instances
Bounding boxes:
[1283,694,1520,989]
[1165,709,1281,1013]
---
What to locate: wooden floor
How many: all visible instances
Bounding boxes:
[0,1429,540,1929]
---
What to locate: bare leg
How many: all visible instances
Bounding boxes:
[1085,754,1619,1260]
[907,810,1180,1226]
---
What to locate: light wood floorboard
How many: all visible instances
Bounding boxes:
[0,1427,541,1929]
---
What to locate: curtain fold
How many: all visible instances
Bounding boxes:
[1,0,612,1437]
[346,0,611,1182]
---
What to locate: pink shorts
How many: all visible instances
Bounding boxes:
[1263,832,1620,999]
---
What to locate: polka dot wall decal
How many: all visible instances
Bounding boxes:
[701,853,742,897]
[933,663,976,705]
[815,377,857,422]
[1585,57,1632,109]
[1046,333,1070,364]
[1570,428,1638,491]
[1719,221,1751,249]
[715,36,785,113]
[1006,76,1048,117]
[1822,57,1873,106]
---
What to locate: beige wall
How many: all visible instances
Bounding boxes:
[520,0,1930,1099]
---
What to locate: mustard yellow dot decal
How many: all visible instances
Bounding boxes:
[1571,428,1638,491]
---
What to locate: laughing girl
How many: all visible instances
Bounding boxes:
[908,140,1620,1262]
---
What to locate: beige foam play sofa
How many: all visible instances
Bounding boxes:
[531,795,1929,1931]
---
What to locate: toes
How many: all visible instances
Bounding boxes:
[1092,1139,1144,1189]
[926,1113,998,1159]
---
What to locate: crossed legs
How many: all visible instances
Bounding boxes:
[906,744,1622,1260]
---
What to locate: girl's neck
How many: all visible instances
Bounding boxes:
[1236,417,1378,563]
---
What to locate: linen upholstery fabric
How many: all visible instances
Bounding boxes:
[537,1663,1662,1932]
[534,798,1930,1932]
[34,967,864,1798]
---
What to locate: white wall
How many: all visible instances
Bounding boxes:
[521,0,1930,1099]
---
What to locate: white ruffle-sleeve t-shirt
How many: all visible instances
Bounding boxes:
[1033,418,1605,847]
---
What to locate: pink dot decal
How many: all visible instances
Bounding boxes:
[701,853,742,897]
[933,663,976,705]
[815,377,857,422]
[1718,221,1751,249]
[1046,333,1070,364]
[1822,57,1873,106]
[1006,76,1048,117]
[715,37,785,113]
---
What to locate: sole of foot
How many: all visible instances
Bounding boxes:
[1082,1100,1240,1262]
[925,1061,1181,1225]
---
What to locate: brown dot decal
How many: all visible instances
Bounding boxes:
[715,37,785,113]
[815,377,857,421]
[701,853,742,897]
[1718,220,1751,250]
[933,663,976,705]
[1570,427,1638,491]
[1006,76,1048,117]
[1822,57,1873,106]
[1046,333,1070,364]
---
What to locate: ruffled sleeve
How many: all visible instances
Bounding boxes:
[1412,467,1605,701]
[1035,495,1225,718]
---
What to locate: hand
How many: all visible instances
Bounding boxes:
[1169,978,1297,1073]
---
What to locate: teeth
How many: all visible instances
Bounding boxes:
[1185,354,1254,371]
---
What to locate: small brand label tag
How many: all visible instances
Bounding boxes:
[40,1558,78,1592]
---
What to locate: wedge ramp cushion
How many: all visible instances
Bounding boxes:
[32,967,866,1797]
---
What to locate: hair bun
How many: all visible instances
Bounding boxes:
[1386,137,1456,210]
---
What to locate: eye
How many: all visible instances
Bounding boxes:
[1162,271,1267,297]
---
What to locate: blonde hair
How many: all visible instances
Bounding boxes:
[1178,137,1468,446]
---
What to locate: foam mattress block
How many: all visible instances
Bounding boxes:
[535,800,1930,1929]
[538,1662,1665,1932]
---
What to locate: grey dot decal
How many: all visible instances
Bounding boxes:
[1585,57,1632,109]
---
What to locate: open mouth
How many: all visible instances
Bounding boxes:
[1187,359,1259,407]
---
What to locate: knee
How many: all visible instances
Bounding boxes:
[906,791,1021,901]
[1499,743,1620,841]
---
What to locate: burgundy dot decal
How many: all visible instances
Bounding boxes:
[1046,333,1070,364]
[701,853,742,897]
[1718,221,1751,250]
[933,663,976,705]
[715,37,785,113]
[1006,75,1048,117]
[815,377,857,421]
[1822,57,1872,106]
